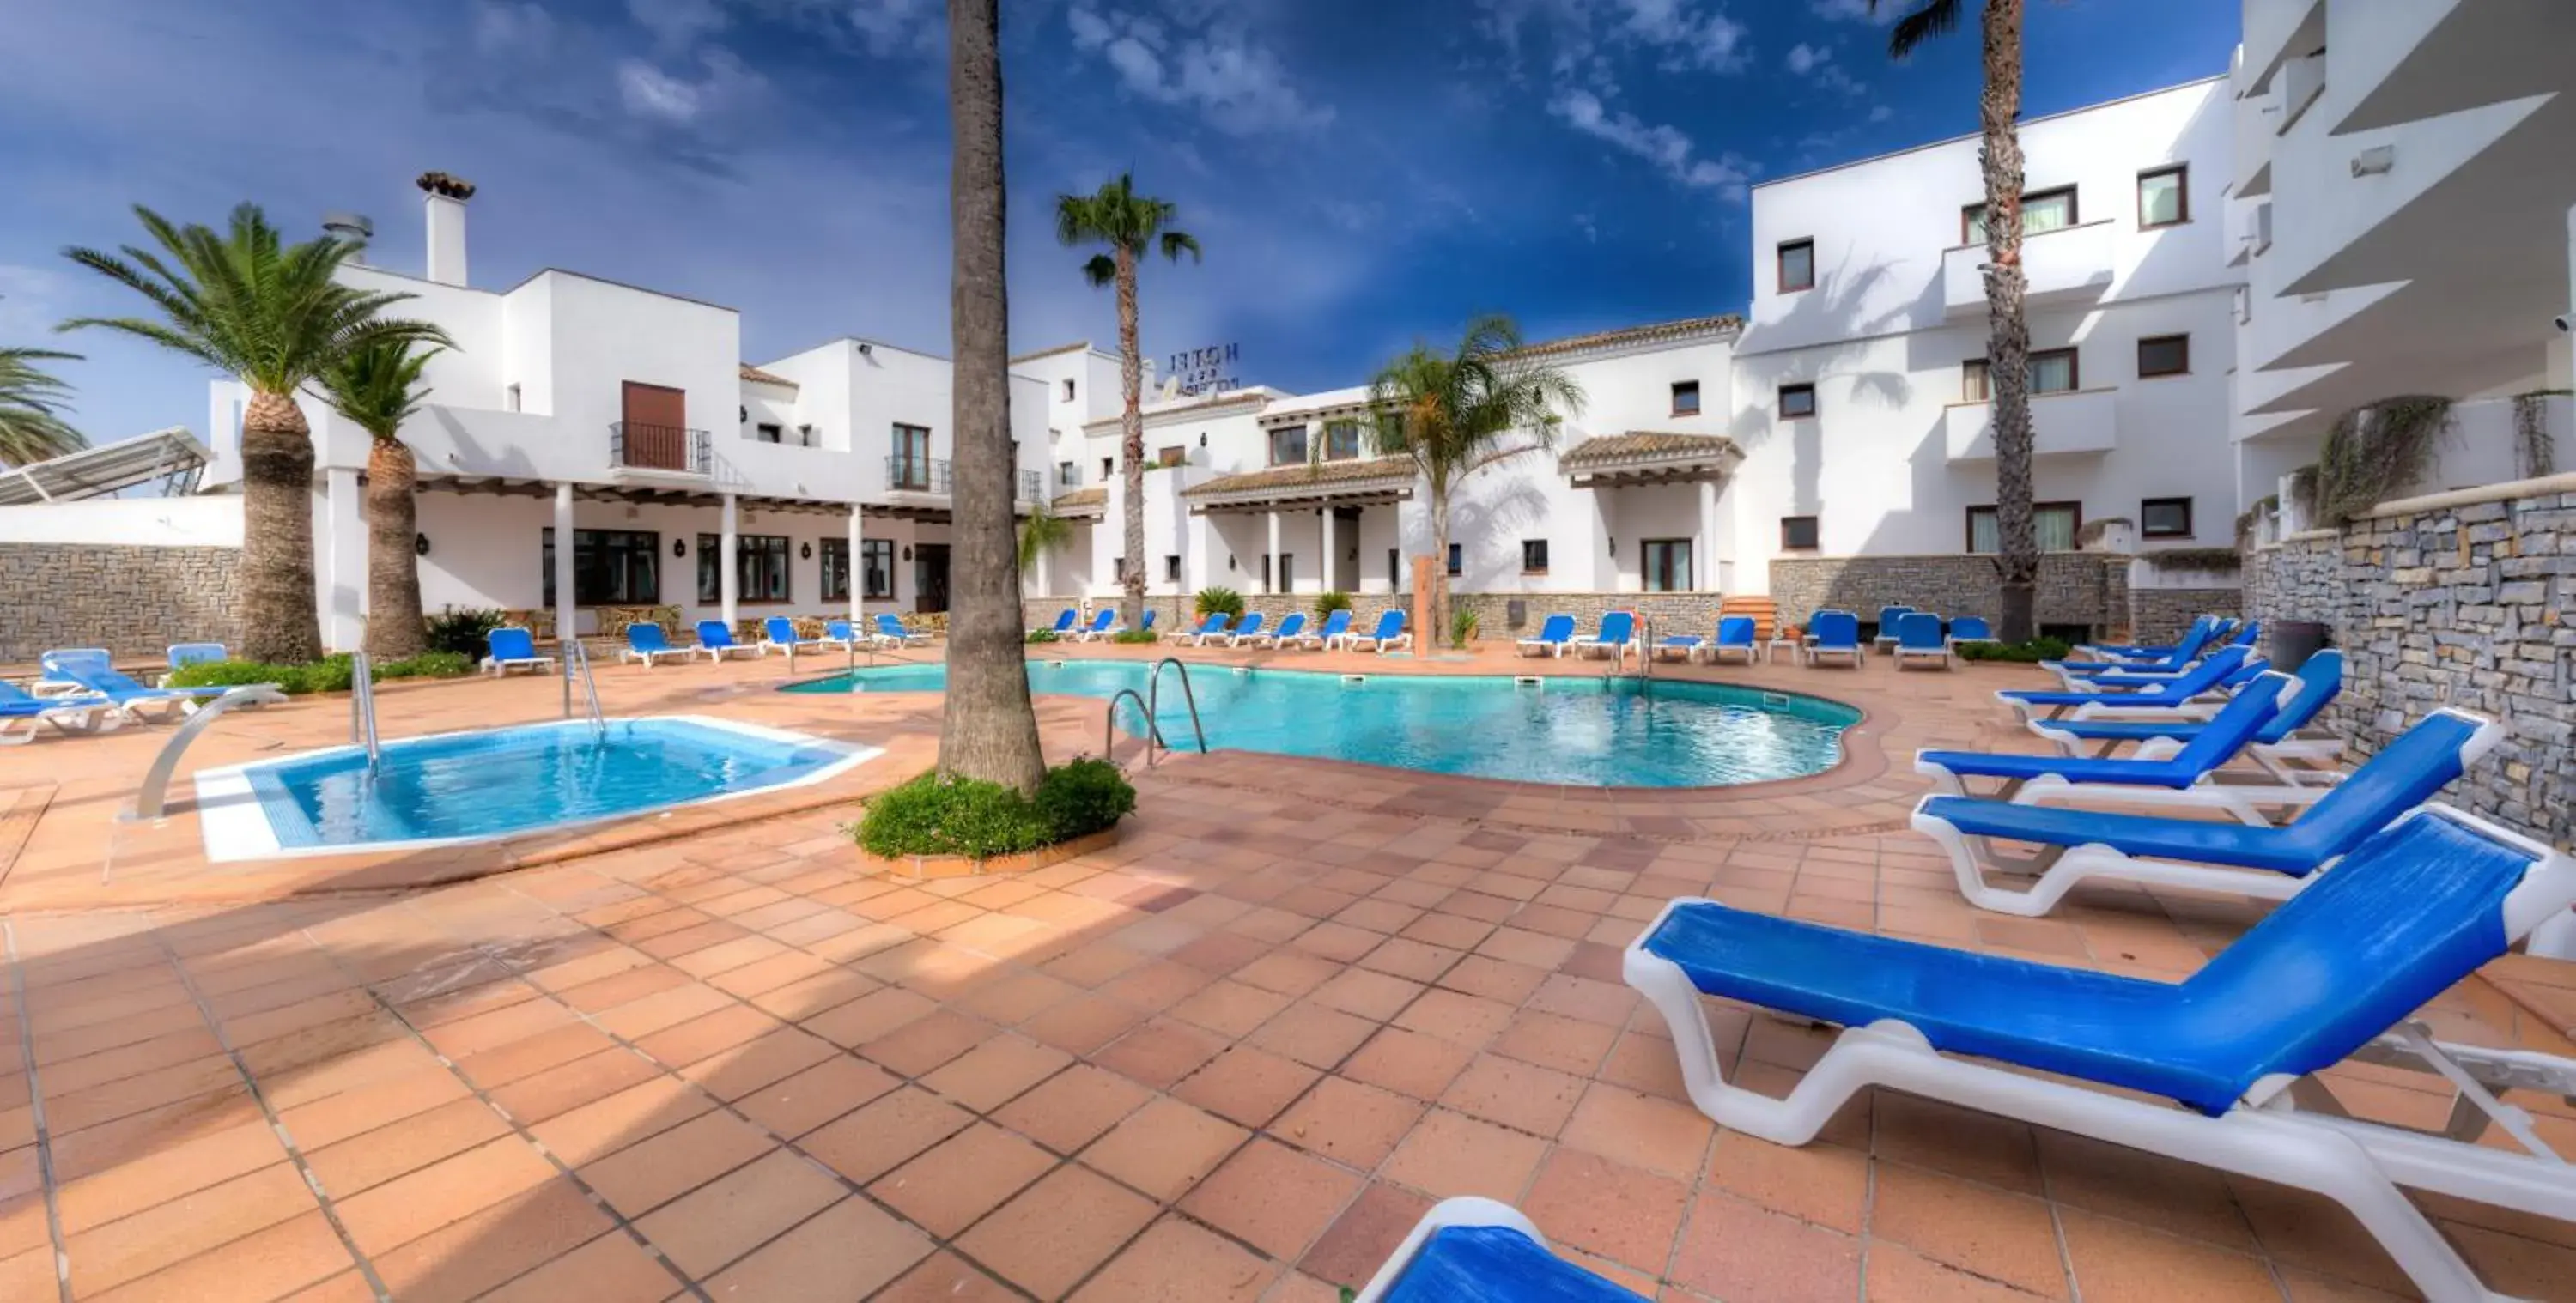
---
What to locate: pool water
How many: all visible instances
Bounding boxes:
[786,661,1858,787]
[232,718,861,851]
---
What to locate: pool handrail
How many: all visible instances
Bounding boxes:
[129,684,295,821]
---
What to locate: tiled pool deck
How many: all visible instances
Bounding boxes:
[0,643,2570,1300]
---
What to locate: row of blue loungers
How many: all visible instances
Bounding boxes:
[1508,608,1998,668]
[1028,606,1419,653]
[1,645,274,744]
[1360,614,2576,1301]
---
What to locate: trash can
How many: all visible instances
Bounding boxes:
[2269,620,2330,673]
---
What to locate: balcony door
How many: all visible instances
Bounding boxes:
[890,424,933,490]
[619,382,689,470]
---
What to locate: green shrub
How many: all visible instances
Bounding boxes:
[1955,637,2075,664]
[1110,628,1160,645]
[1446,604,1480,650]
[852,760,1137,858]
[1313,590,1352,617]
[423,606,508,658]
[164,651,472,694]
[1025,629,1061,644]
[1194,586,1243,619]
[378,651,474,679]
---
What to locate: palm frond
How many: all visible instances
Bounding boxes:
[1081,254,1118,288]
[319,338,443,442]
[1884,0,1963,58]
[0,347,85,466]
[1159,231,1200,264]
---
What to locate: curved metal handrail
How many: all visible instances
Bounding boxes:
[1103,688,1169,764]
[350,650,381,770]
[1145,658,1208,755]
[131,685,291,821]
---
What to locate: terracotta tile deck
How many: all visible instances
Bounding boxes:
[0,642,2570,1299]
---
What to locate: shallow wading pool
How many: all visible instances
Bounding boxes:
[785,660,1859,787]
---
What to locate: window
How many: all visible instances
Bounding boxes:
[1163,555,1181,582]
[820,538,850,601]
[1324,420,1362,460]
[1058,460,1078,487]
[1156,445,1188,468]
[2029,348,2078,394]
[1061,378,1077,402]
[756,422,783,443]
[1268,425,1308,466]
[2141,497,2194,539]
[1388,548,1400,589]
[1521,539,1549,573]
[506,383,521,413]
[1777,239,1814,294]
[2136,334,2190,378]
[2137,165,2188,228]
[1964,186,2076,245]
[1961,358,1990,403]
[1446,542,1463,577]
[1278,554,1295,591]
[890,423,933,489]
[1778,383,1817,420]
[1100,457,1113,481]
[698,534,791,603]
[860,538,895,598]
[1966,501,2083,554]
[1641,539,1692,592]
[540,529,659,607]
[1780,516,1820,550]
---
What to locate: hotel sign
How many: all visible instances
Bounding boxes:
[1169,342,1241,397]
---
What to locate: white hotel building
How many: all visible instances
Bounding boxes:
[2,0,2565,656]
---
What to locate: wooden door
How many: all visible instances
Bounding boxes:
[620,382,689,470]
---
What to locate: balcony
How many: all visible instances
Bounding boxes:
[2233,84,2281,198]
[886,455,949,494]
[611,422,710,475]
[1942,221,2114,318]
[1020,470,1044,502]
[1943,388,2118,464]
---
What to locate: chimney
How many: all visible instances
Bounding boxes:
[321,211,374,264]
[416,171,477,287]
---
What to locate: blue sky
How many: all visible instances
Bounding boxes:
[0,0,2239,443]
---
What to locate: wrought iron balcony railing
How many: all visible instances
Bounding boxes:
[886,455,950,494]
[611,422,711,473]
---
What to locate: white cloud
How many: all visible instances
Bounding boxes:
[1868,102,1893,122]
[615,47,762,124]
[1611,0,1749,73]
[471,0,556,55]
[1548,87,1752,200]
[1475,0,1753,80]
[1066,5,1333,136]
[1785,41,1865,94]
[1785,41,1822,74]
[626,0,726,50]
[1810,0,1899,22]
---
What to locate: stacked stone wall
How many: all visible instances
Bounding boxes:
[1767,554,2129,636]
[0,544,240,662]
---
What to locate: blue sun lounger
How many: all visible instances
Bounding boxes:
[2063,617,2218,672]
[1353,1198,1648,1302]
[760,616,824,655]
[1629,795,2576,1303]
[1923,670,2291,802]
[693,620,758,661]
[1575,611,1636,662]
[157,642,228,687]
[1030,609,1077,637]
[38,651,251,724]
[1299,609,1352,649]
[1247,612,1304,648]
[1801,609,1862,667]
[482,626,556,676]
[622,623,693,667]
[1186,612,1233,645]
[1224,611,1267,646]
[1999,645,2251,722]
[1516,614,1575,658]
[0,681,118,744]
[1349,609,1411,653]
[1069,609,1118,641]
[872,613,932,647]
[1889,611,1952,670]
[1911,707,2498,916]
[817,619,860,652]
[2032,650,2346,779]
[1871,605,1916,654]
[1707,615,1759,665]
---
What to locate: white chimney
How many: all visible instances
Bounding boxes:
[416,171,476,287]
[321,211,374,264]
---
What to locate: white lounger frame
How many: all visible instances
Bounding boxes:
[1351,1197,1552,1303]
[621,643,696,669]
[1892,639,1953,671]
[1628,803,2576,1303]
[1801,638,1863,668]
[0,700,119,745]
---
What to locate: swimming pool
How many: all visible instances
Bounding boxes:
[785,660,1859,787]
[194,717,874,859]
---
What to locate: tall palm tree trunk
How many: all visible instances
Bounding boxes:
[240,391,324,663]
[939,0,1047,793]
[1427,487,1453,645]
[1115,247,1145,630]
[363,439,426,658]
[1981,0,2037,642]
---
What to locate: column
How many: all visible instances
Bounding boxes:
[847,504,864,624]
[551,482,575,647]
[719,492,740,628]
[325,467,364,652]
[1318,508,1333,593]
[1697,479,1721,592]
[1266,510,1281,594]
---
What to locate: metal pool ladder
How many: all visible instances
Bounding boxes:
[562,638,606,740]
[1103,658,1208,768]
[350,651,382,771]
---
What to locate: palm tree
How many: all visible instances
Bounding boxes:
[319,339,444,659]
[940,0,1048,793]
[1362,314,1584,639]
[1054,174,1200,633]
[1018,504,1072,578]
[61,204,446,663]
[0,344,84,466]
[1875,0,2038,641]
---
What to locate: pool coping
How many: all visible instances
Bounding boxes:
[192,714,882,863]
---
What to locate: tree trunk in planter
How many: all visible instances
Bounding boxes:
[363,438,426,658]
[240,389,324,663]
[1116,245,1146,632]
[1979,0,2037,643]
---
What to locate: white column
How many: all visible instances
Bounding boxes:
[325,467,364,652]
[1697,479,1721,592]
[1035,535,1050,603]
[1266,510,1281,594]
[551,482,575,645]
[860,505,881,626]
[1318,508,1333,593]
[719,493,740,628]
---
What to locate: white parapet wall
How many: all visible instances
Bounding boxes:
[0,495,245,548]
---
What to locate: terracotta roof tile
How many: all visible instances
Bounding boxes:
[1052,487,1107,511]
[739,363,798,389]
[1512,314,1743,360]
[1557,431,1742,468]
[1179,456,1416,499]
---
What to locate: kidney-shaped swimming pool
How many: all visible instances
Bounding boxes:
[786,660,1859,788]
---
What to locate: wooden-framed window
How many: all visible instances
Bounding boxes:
[1446,542,1463,577]
[1641,539,1692,592]
[2136,334,2190,378]
[541,528,660,608]
[1324,420,1363,460]
[1966,501,2083,554]
[1778,383,1817,420]
[1779,516,1820,550]
[1057,460,1078,487]
[2137,165,2188,229]
[1964,186,2076,245]
[755,422,783,443]
[1163,555,1182,582]
[889,423,933,489]
[1669,380,1701,417]
[1777,239,1815,293]
[2141,497,2194,539]
[698,533,791,604]
[1099,457,1113,481]
[1061,378,1077,402]
[1522,539,1549,573]
[860,538,895,598]
[820,537,850,601]
[1267,425,1308,466]
[1156,445,1188,468]
[1963,349,2078,398]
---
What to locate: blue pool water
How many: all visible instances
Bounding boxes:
[786,661,1858,787]
[241,718,854,849]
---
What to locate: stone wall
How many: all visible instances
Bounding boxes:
[0,544,240,662]
[2128,586,2241,645]
[2241,479,2576,848]
[1768,553,2130,637]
